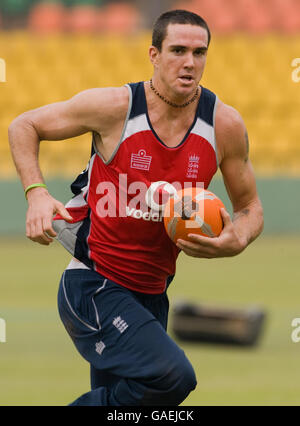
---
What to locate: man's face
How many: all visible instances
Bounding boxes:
[150,23,209,97]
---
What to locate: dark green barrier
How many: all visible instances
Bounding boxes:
[210,177,300,235]
[1,177,300,235]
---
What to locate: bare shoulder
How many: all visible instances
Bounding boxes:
[9,85,130,144]
[71,86,129,109]
[215,100,248,164]
[69,86,129,130]
[214,100,260,214]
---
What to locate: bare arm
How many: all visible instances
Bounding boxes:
[8,87,129,245]
[9,87,128,188]
[177,102,263,258]
[219,112,263,250]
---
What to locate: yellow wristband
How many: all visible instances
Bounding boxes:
[25,183,47,199]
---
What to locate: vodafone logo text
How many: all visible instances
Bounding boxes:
[125,206,162,222]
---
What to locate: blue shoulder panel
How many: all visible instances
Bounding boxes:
[197,87,217,126]
[128,82,147,119]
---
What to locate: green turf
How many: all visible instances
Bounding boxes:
[1,235,300,406]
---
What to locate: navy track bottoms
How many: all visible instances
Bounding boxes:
[58,268,197,406]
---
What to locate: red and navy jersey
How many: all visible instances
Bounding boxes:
[53,82,219,294]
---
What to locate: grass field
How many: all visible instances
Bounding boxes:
[1,235,300,406]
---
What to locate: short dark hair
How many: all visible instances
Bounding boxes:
[152,9,211,52]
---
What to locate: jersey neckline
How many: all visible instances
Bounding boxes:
[142,81,203,150]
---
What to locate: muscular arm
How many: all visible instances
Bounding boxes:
[9,87,128,188]
[218,104,263,250]
[8,86,129,245]
[177,102,263,258]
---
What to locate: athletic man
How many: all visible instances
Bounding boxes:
[8,10,263,406]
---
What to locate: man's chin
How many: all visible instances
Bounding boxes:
[174,83,197,99]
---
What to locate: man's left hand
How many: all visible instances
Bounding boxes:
[176,208,247,258]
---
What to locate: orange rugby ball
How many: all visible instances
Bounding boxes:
[163,187,225,243]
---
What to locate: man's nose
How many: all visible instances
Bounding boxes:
[183,52,194,69]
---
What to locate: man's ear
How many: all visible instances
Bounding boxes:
[149,46,160,67]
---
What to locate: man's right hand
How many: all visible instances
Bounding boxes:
[26,187,73,245]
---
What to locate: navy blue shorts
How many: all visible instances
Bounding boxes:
[58,268,197,406]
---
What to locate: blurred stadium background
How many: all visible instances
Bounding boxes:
[1,0,300,406]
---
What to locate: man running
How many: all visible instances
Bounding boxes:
[9,10,263,406]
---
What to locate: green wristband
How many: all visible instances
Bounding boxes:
[25,183,47,199]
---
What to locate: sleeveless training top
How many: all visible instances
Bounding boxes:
[53,82,219,294]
